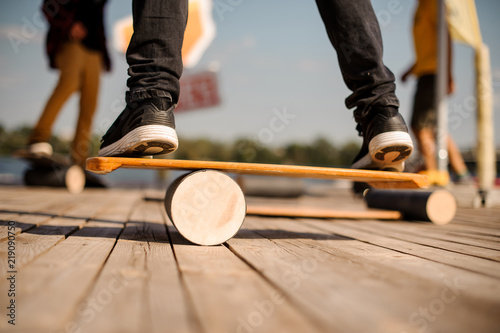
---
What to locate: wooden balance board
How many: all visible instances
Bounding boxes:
[86,157,429,246]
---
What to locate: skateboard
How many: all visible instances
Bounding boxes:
[86,157,429,246]
[14,150,86,194]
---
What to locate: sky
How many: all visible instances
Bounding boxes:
[0,0,499,150]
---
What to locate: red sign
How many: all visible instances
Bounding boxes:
[176,71,220,112]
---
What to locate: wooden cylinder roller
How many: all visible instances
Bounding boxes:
[164,170,246,245]
[365,189,457,225]
[24,165,85,194]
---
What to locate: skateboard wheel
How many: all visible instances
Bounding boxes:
[165,170,246,246]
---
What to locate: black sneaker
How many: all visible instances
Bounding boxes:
[351,110,413,172]
[98,98,178,157]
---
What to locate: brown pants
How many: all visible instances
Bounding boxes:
[29,42,102,166]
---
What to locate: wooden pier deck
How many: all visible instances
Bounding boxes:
[1,185,499,333]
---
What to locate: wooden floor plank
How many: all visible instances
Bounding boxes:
[440,229,500,244]
[0,210,127,331]
[0,217,86,278]
[456,208,500,220]
[0,188,59,210]
[71,199,196,333]
[438,223,500,237]
[231,217,500,333]
[0,191,88,241]
[345,221,500,262]
[303,220,500,279]
[452,209,500,227]
[2,186,499,333]
[0,191,139,279]
[164,212,324,333]
[452,218,500,230]
[0,213,53,241]
[363,220,500,251]
[0,188,81,215]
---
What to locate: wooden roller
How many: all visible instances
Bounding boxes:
[364,189,457,225]
[24,165,85,194]
[164,170,246,246]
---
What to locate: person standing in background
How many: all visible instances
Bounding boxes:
[402,0,471,185]
[27,0,111,168]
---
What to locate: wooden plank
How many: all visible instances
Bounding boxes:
[0,213,52,241]
[92,190,143,223]
[302,219,500,279]
[434,222,500,237]
[0,191,140,279]
[0,217,86,279]
[364,220,500,251]
[344,221,500,262]
[36,190,108,217]
[246,204,402,220]
[71,200,196,333]
[0,188,123,241]
[438,229,500,245]
[0,188,80,214]
[456,208,500,220]
[163,212,324,332]
[0,188,55,209]
[452,215,500,229]
[0,187,91,242]
[229,217,500,333]
[0,219,125,331]
[86,157,429,189]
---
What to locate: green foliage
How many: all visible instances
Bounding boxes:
[0,125,34,155]
[0,124,72,155]
[230,138,282,164]
[89,134,103,157]
[175,138,231,161]
[175,136,360,167]
[0,124,360,167]
[338,141,361,167]
[284,138,339,166]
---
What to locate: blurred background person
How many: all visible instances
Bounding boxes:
[401,0,472,185]
[27,0,111,167]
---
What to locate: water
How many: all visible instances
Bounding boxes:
[0,156,342,191]
[0,157,188,189]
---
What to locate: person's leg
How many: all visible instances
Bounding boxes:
[72,46,102,167]
[447,136,469,176]
[410,75,438,171]
[127,0,188,103]
[315,0,413,171]
[29,42,82,151]
[315,0,397,115]
[413,127,437,171]
[99,0,188,157]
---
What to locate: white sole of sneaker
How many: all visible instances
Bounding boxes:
[352,131,413,172]
[28,142,53,156]
[369,131,413,170]
[98,125,178,157]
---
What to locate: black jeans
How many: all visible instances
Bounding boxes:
[126,0,188,104]
[126,0,398,122]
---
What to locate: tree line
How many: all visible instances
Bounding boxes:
[0,124,361,167]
